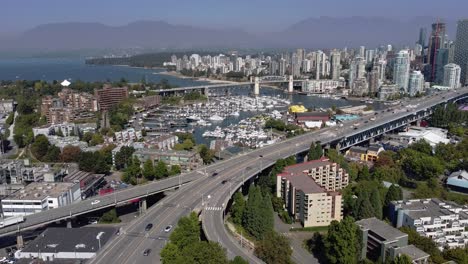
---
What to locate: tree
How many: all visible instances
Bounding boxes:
[392,254,413,264]
[114,146,135,170]
[179,241,228,264]
[60,145,82,162]
[230,256,248,264]
[122,158,141,185]
[358,165,370,181]
[231,191,245,225]
[198,144,215,164]
[155,160,169,179]
[370,187,383,219]
[443,247,468,263]
[82,132,93,143]
[99,208,121,223]
[90,133,104,146]
[169,212,200,249]
[385,185,403,206]
[399,149,444,180]
[324,217,360,264]
[409,139,432,155]
[169,165,181,176]
[308,142,323,160]
[254,232,293,264]
[78,151,110,174]
[43,145,60,162]
[31,135,50,160]
[242,185,273,240]
[356,195,374,220]
[142,160,156,180]
[400,227,445,263]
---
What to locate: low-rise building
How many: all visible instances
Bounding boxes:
[276,158,349,227]
[95,85,129,111]
[15,227,115,261]
[1,182,81,217]
[63,171,105,199]
[33,122,79,137]
[0,160,68,184]
[345,144,384,163]
[389,198,468,250]
[301,79,345,94]
[398,126,450,147]
[134,149,203,171]
[446,170,468,194]
[294,112,330,127]
[379,84,400,100]
[0,99,14,113]
[114,128,142,143]
[357,218,429,263]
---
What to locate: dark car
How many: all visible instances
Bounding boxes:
[145,223,153,231]
[143,249,151,256]
[221,180,228,184]
[212,172,218,177]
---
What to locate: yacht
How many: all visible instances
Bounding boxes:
[209,115,224,121]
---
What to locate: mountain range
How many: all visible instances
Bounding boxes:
[0,16,458,52]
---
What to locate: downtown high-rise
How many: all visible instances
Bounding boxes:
[330,51,341,80]
[393,50,411,92]
[408,71,424,96]
[454,19,468,85]
[443,63,461,89]
[427,22,446,82]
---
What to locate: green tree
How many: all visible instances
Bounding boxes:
[230,256,249,264]
[409,139,432,155]
[90,133,104,146]
[31,135,50,160]
[169,165,181,176]
[324,217,360,264]
[242,184,273,240]
[198,144,215,164]
[155,160,169,179]
[114,146,135,170]
[370,188,383,219]
[357,195,374,220]
[308,141,323,160]
[384,185,403,206]
[231,191,245,225]
[169,212,200,249]
[178,241,228,264]
[400,227,445,263]
[142,159,156,180]
[99,208,121,223]
[5,112,14,126]
[392,255,412,264]
[82,132,93,143]
[43,145,61,162]
[254,231,293,264]
[443,247,468,263]
[358,166,370,181]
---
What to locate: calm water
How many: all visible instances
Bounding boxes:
[0,57,374,145]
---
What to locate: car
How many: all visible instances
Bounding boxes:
[164,225,173,232]
[364,120,368,123]
[212,172,218,177]
[91,200,100,205]
[89,220,98,225]
[143,249,151,256]
[145,223,153,231]
[221,180,228,184]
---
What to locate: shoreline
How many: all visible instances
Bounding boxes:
[155,70,241,85]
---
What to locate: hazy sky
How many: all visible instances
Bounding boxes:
[2,0,467,33]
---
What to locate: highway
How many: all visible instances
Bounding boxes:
[2,87,466,263]
[90,87,468,264]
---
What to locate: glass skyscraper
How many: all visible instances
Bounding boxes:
[454,19,468,86]
[393,50,410,93]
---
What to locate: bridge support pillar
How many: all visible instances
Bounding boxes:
[17,235,24,249]
[254,77,260,96]
[66,218,72,228]
[288,75,294,93]
[141,198,147,214]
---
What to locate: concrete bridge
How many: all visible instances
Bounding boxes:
[152,75,305,96]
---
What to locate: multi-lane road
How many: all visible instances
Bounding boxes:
[90,87,468,263]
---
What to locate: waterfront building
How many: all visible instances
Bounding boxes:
[301,79,345,94]
[379,84,399,100]
[351,78,369,97]
[133,149,203,172]
[408,71,425,96]
[393,50,411,92]
[446,170,468,194]
[276,158,349,227]
[454,19,468,85]
[443,63,462,89]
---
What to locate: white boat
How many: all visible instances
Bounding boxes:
[230,111,240,116]
[187,115,201,122]
[209,115,224,121]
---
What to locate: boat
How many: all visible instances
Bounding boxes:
[186,115,201,122]
[209,115,224,121]
[230,111,240,116]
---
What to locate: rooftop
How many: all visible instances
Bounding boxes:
[356,217,408,242]
[20,227,116,254]
[391,199,465,220]
[4,182,76,201]
[394,245,430,261]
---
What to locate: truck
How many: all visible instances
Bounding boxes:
[0,216,24,228]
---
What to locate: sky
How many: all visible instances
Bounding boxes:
[2,0,468,33]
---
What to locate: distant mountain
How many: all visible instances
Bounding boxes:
[1,20,257,51]
[0,17,459,52]
[272,16,458,49]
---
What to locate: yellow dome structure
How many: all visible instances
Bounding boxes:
[288,105,307,113]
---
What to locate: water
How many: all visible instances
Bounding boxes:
[0,57,209,86]
[0,57,381,146]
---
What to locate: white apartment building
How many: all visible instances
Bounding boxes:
[276,158,348,227]
[389,198,468,250]
[301,79,346,94]
[1,182,81,217]
[443,63,462,89]
[114,128,142,143]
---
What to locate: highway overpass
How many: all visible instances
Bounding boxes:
[3,87,467,263]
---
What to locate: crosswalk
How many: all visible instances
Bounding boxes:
[204,206,223,211]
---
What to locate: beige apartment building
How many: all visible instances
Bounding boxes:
[276,158,349,227]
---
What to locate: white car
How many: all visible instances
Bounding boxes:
[164,225,173,232]
[91,200,100,205]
